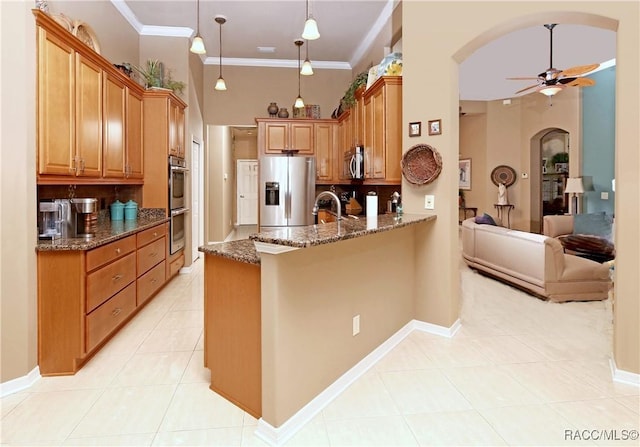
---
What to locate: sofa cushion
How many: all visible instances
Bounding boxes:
[475,213,497,226]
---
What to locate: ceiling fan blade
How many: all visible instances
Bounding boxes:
[515,83,540,94]
[560,63,600,77]
[558,77,577,85]
[507,77,540,80]
[564,77,596,87]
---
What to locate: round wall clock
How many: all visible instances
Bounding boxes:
[491,165,517,187]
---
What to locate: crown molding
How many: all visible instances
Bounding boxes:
[350,0,395,68]
[203,57,351,70]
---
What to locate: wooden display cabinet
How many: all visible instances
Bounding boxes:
[257,119,314,155]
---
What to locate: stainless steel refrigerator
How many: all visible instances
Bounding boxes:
[259,156,316,228]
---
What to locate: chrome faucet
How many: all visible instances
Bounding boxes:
[312,191,342,223]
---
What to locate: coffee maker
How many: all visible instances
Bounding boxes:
[38,198,98,240]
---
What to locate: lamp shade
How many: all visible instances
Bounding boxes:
[301,59,314,75]
[294,96,305,108]
[564,177,585,194]
[302,17,320,40]
[215,76,227,91]
[190,36,206,54]
[539,85,563,97]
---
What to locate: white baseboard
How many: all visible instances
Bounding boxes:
[254,318,459,446]
[0,366,40,398]
[609,358,640,387]
[179,265,193,274]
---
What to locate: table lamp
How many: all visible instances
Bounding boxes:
[564,177,585,214]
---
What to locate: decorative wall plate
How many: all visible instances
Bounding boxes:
[491,165,517,187]
[72,20,101,54]
[401,144,443,185]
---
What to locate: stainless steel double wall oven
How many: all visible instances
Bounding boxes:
[169,155,188,254]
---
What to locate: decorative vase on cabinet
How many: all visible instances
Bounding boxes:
[267,102,279,117]
[277,107,289,118]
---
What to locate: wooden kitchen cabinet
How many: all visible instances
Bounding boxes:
[363,76,402,184]
[257,119,314,155]
[102,72,127,178]
[169,99,185,158]
[314,122,338,183]
[37,225,169,375]
[35,10,144,184]
[142,90,187,211]
[126,87,144,179]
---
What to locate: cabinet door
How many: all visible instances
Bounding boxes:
[169,99,184,157]
[315,122,333,181]
[264,122,288,153]
[176,105,185,158]
[37,27,75,176]
[102,74,126,178]
[75,54,103,177]
[368,88,386,179]
[290,122,314,154]
[126,87,144,178]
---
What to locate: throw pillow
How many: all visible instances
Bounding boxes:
[475,213,496,226]
[573,212,613,241]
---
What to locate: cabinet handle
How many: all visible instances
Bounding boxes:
[149,252,157,258]
[79,158,85,173]
[153,232,157,237]
[111,308,122,317]
[115,248,121,254]
[112,274,123,282]
[70,157,77,173]
[151,278,157,284]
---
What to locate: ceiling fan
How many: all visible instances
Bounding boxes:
[508,24,599,96]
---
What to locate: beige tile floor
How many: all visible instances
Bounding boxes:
[2,235,638,446]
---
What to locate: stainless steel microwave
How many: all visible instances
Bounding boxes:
[344,146,365,180]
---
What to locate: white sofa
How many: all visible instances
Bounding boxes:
[461,218,611,302]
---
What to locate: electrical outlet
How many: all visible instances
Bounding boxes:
[352,315,360,336]
[601,192,609,200]
[424,195,435,210]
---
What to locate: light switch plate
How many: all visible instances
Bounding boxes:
[424,195,435,210]
[601,192,609,200]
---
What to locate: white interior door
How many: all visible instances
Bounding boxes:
[191,139,203,262]
[237,159,258,225]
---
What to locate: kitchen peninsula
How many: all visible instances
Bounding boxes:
[199,213,436,442]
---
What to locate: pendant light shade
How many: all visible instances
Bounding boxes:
[190,0,206,54]
[538,85,563,97]
[294,39,305,108]
[214,15,227,91]
[301,39,313,75]
[190,36,206,54]
[302,0,320,40]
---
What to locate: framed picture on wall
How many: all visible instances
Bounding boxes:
[459,158,471,190]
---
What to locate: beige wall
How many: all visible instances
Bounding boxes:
[404,1,638,373]
[202,65,352,125]
[1,0,38,383]
[50,1,139,65]
[260,225,417,426]
[205,126,234,242]
[461,90,579,231]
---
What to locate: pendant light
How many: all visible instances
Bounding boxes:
[294,39,305,108]
[300,39,313,76]
[189,0,206,54]
[302,0,320,40]
[214,16,227,91]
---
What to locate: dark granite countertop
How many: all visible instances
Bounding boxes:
[36,208,169,252]
[199,239,261,265]
[252,213,436,248]
[199,213,436,265]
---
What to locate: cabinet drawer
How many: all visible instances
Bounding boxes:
[86,282,136,352]
[137,237,165,276]
[86,252,136,313]
[136,224,165,248]
[86,235,136,272]
[169,252,184,277]
[137,260,166,306]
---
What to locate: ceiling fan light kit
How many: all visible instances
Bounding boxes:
[214,15,227,91]
[508,23,599,98]
[190,0,206,54]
